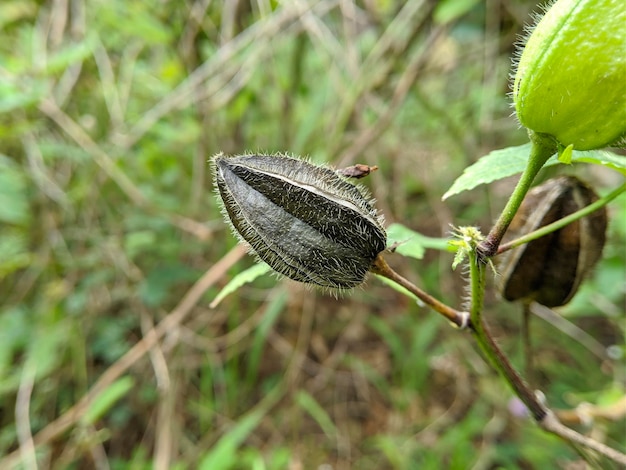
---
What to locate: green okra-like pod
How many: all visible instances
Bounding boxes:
[513,0,626,150]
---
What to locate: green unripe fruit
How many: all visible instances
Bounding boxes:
[513,0,626,150]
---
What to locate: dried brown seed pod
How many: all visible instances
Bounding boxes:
[213,153,387,289]
[498,176,607,307]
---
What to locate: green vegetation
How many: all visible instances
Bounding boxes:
[1,0,624,468]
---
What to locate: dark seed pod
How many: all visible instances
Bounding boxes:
[498,176,607,307]
[213,153,387,289]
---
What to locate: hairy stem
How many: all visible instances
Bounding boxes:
[478,131,556,258]
[467,249,626,465]
[376,248,626,464]
[370,254,468,328]
[467,249,547,421]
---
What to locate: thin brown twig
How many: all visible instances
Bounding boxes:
[370,254,469,329]
[139,308,170,391]
[39,97,215,241]
[38,98,147,208]
[541,412,626,465]
[556,396,626,425]
[530,303,610,364]
[15,367,37,470]
[338,25,444,164]
[331,0,436,164]
[118,0,339,149]
[154,380,175,470]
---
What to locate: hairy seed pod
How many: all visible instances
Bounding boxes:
[213,153,387,288]
[498,176,607,307]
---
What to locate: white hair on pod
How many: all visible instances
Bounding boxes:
[212,152,387,289]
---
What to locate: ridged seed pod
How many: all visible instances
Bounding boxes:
[498,176,607,307]
[513,0,626,150]
[213,153,387,289]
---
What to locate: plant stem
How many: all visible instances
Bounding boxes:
[375,249,626,464]
[478,131,556,258]
[541,413,626,466]
[467,249,547,421]
[466,249,626,465]
[497,182,626,254]
[370,254,468,328]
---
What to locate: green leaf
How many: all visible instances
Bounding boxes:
[0,1,36,29]
[558,144,574,164]
[0,307,29,390]
[45,35,97,74]
[0,231,31,277]
[294,390,337,438]
[571,149,626,175]
[210,263,271,308]
[595,385,625,407]
[82,376,135,425]
[198,411,261,470]
[374,274,415,301]
[97,3,171,46]
[0,155,30,225]
[124,230,157,260]
[434,0,481,24]
[443,144,536,200]
[386,223,451,259]
[0,82,44,112]
[443,144,626,199]
[139,264,198,307]
[199,387,283,470]
[245,292,287,387]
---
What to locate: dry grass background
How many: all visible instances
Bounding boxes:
[0,0,624,469]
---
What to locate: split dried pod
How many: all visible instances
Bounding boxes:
[498,176,607,307]
[213,153,387,289]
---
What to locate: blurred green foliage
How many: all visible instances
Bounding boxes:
[0,0,624,468]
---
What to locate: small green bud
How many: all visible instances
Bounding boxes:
[513,0,626,150]
[213,153,387,289]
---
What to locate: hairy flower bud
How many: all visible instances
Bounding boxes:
[498,176,607,307]
[513,0,626,150]
[213,153,387,288]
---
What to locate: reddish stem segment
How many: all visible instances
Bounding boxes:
[370,254,468,328]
